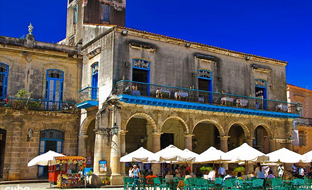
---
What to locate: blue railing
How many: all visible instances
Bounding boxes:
[78,87,98,103]
[0,97,77,112]
[116,80,301,114]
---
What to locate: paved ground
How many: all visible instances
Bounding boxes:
[0,183,124,190]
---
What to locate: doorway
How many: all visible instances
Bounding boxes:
[132,69,149,96]
[0,129,6,179]
[161,133,174,149]
[198,70,213,103]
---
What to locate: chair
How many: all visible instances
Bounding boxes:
[292,178,305,190]
[305,178,312,190]
[186,178,197,190]
[153,177,169,190]
[212,177,223,190]
[272,178,286,190]
[196,178,208,190]
[123,177,135,190]
[252,179,264,189]
[265,178,272,190]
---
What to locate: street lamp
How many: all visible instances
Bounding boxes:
[95,123,119,146]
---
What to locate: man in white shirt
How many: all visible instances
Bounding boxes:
[218,164,225,177]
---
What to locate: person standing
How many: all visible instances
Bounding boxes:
[129,166,133,178]
[218,164,226,177]
[277,164,284,178]
[132,165,141,190]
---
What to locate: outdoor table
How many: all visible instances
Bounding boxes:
[221,97,234,106]
[236,99,248,107]
[276,103,288,112]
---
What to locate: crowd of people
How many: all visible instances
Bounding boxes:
[127,162,312,189]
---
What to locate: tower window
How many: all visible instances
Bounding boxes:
[73,6,78,24]
[102,4,110,22]
[0,63,9,101]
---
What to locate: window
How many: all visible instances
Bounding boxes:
[132,59,150,96]
[198,69,213,103]
[255,79,267,109]
[299,131,306,146]
[91,63,98,100]
[45,69,64,110]
[102,4,110,22]
[73,6,78,24]
[38,129,64,177]
[0,63,9,100]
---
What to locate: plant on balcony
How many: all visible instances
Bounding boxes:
[26,101,42,110]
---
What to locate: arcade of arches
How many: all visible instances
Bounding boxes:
[79,104,294,185]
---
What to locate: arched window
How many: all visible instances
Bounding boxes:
[38,129,64,177]
[255,79,267,109]
[45,69,64,110]
[0,63,9,100]
[198,69,213,103]
[91,63,98,100]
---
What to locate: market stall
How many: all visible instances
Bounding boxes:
[54,156,87,188]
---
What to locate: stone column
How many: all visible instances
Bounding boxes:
[93,132,106,175]
[78,134,88,157]
[110,106,123,185]
[8,121,23,180]
[184,134,193,150]
[152,132,162,175]
[220,136,229,152]
[120,130,127,176]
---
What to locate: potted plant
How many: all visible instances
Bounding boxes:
[199,166,213,172]
[103,176,110,185]
[233,166,245,176]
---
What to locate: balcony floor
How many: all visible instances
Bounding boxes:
[118,94,299,118]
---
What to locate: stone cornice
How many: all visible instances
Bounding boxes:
[116,26,288,67]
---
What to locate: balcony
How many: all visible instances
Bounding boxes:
[0,97,77,113]
[77,87,99,109]
[116,80,300,118]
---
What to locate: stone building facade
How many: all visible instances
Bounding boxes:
[0,33,81,180]
[73,0,300,185]
[287,84,312,154]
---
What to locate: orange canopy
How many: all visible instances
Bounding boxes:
[55,156,86,164]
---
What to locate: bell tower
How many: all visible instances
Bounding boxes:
[66,0,126,46]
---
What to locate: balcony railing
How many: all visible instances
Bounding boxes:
[116,80,300,114]
[0,97,77,113]
[78,87,98,103]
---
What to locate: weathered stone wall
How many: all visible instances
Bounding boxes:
[113,31,287,101]
[0,108,79,180]
[0,43,80,102]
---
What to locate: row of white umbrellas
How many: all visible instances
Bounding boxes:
[121,143,312,164]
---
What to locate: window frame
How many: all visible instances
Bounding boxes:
[0,63,9,100]
[102,4,110,22]
[45,69,64,104]
[73,6,78,24]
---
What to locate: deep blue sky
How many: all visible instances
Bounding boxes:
[0,0,311,90]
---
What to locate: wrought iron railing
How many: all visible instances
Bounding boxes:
[116,80,301,114]
[78,87,98,103]
[0,97,77,113]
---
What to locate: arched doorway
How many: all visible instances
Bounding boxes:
[193,122,220,154]
[86,119,95,167]
[125,116,153,154]
[0,128,6,179]
[161,118,187,150]
[228,124,246,151]
[253,126,269,153]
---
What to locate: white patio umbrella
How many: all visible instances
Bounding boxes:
[183,149,199,159]
[148,145,196,162]
[27,150,65,167]
[195,146,228,163]
[223,143,265,162]
[120,147,155,162]
[265,148,304,163]
[302,150,312,163]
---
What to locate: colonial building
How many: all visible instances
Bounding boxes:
[0,29,81,180]
[287,84,312,154]
[72,0,300,185]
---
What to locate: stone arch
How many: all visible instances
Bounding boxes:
[125,113,157,132]
[227,122,250,137]
[193,119,225,136]
[80,115,96,135]
[252,123,273,139]
[161,116,189,134]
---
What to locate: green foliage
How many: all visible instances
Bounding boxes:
[234,166,245,172]
[16,89,29,99]
[200,166,213,172]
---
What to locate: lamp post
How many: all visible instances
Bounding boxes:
[96,123,119,146]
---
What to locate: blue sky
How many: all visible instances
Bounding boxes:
[0,0,311,90]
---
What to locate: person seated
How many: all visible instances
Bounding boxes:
[165,171,173,179]
[267,170,275,179]
[146,171,157,184]
[184,170,192,180]
[223,170,233,181]
[237,172,243,180]
[207,167,216,181]
[203,170,209,180]
[175,167,181,178]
